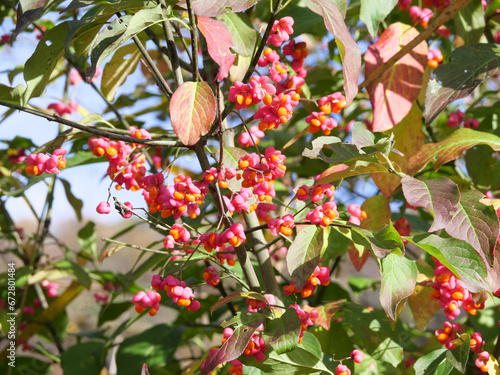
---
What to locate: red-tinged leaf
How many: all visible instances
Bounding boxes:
[14,0,47,39]
[364,22,428,132]
[318,160,387,184]
[197,16,236,81]
[408,128,500,176]
[425,43,500,124]
[401,176,461,232]
[408,284,440,331]
[141,364,149,375]
[200,315,265,375]
[211,291,267,314]
[303,301,345,330]
[372,104,425,197]
[348,242,371,271]
[360,195,391,231]
[308,0,361,107]
[177,0,257,17]
[445,190,499,265]
[287,225,326,291]
[169,81,216,146]
[379,253,417,320]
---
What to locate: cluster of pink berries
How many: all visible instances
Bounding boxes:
[447,110,479,129]
[435,323,489,372]
[283,265,330,298]
[237,147,286,203]
[431,258,484,320]
[268,214,295,236]
[132,290,162,316]
[152,274,201,312]
[332,350,364,375]
[70,67,101,85]
[296,183,335,202]
[94,292,109,304]
[198,232,237,265]
[318,92,347,115]
[347,204,367,226]
[305,111,338,135]
[26,148,67,176]
[48,100,79,116]
[41,279,59,298]
[202,266,220,286]
[307,200,339,228]
[140,172,208,220]
[88,130,150,192]
[290,303,318,343]
[237,126,265,149]
[164,223,191,250]
[267,16,294,47]
[427,49,443,69]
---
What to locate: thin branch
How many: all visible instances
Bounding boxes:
[143,27,193,74]
[131,34,173,97]
[0,100,184,147]
[160,0,184,87]
[359,0,473,90]
[185,0,200,82]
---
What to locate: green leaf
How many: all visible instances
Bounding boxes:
[287,225,326,291]
[264,308,301,354]
[322,226,351,263]
[240,332,333,375]
[341,302,404,366]
[79,113,115,128]
[311,320,352,359]
[0,84,24,104]
[317,160,387,184]
[60,341,104,375]
[379,253,417,320]
[218,13,257,57]
[169,81,216,146]
[101,43,141,101]
[59,178,83,222]
[408,128,500,175]
[360,0,398,37]
[409,234,489,292]
[455,0,485,45]
[425,43,500,124]
[414,349,451,375]
[446,336,470,373]
[14,0,47,39]
[116,324,184,375]
[78,221,97,262]
[86,5,172,80]
[22,22,67,105]
[53,260,91,289]
[98,301,132,327]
